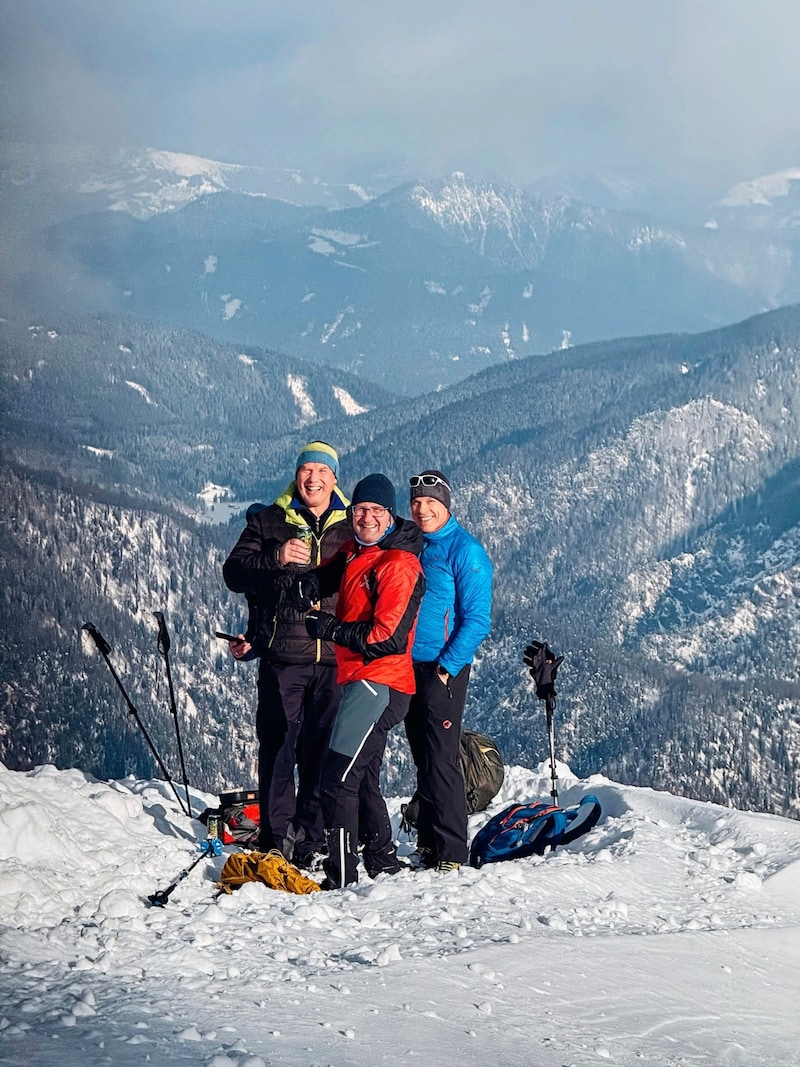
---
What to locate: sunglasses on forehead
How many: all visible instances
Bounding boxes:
[409,474,450,489]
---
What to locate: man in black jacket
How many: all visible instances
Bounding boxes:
[222,441,350,867]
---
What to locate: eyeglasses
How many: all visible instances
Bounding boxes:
[351,505,388,519]
[409,474,450,490]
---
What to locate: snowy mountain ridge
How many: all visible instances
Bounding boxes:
[9,137,800,239]
[78,147,252,218]
[406,172,691,270]
[711,167,800,233]
[1,142,373,228]
[410,171,552,255]
[721,167,800,209]
[11,143,800,393]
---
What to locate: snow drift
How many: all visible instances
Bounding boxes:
[1,760,800,1066]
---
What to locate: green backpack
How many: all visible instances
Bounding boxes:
[401,729,504,830]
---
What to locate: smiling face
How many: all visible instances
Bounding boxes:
[351,502,392,545]
[296,462,337,515]
[410,495,449,534]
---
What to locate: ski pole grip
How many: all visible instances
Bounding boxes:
[153,611,171,654]
[82,622,111,656]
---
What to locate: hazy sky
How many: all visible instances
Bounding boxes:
[2,0,800,191]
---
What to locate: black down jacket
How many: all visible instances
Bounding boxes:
[223,483,351,666]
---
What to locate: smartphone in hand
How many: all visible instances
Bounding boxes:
[215,630,241,642]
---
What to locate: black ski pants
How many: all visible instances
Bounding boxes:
[320,680,410,888]
[256,660,339,859]
[404,662,471,865]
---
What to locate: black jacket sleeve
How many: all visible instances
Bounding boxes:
[223,514,287,596]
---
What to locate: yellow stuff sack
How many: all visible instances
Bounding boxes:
[217,850,321,896]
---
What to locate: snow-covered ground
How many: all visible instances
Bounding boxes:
[1,760,799,1067]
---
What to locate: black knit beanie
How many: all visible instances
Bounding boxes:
[351,473,397,514]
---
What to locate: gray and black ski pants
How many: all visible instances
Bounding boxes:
[320,680,410,888]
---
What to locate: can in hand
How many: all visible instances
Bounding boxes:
[295,523,313,547]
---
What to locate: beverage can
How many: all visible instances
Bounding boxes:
[295,523,313,547]
[207,814,222,841]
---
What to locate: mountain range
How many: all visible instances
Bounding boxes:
[2,302,799,820]
[6,143,800,394]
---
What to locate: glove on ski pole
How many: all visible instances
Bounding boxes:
[524,638,564,806]
[523,640,564,700]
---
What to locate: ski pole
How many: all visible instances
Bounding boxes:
[523,639,564,807]
[544,693,559,807]
[153,611,192,817]
[147,838,223,907]
[82,622,190,817]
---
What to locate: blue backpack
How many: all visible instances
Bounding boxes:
[469,794,602,868]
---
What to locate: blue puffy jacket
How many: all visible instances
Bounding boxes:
[412,515,493,675]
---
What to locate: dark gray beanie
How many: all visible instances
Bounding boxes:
[409,469,451,511]
[352,473,396,514]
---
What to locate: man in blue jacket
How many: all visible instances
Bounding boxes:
[405,469,493,872]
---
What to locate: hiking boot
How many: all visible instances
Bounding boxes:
[435,860,461,874]
[293,848,327,873]
[365,856,410,879]
[408,847,436,870]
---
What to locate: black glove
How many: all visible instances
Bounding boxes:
[305,610,342,644]
[291,572,320,610]
[523,640,564,700]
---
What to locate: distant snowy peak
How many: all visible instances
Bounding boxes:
[2,141,374,225]
[712,168,800,231]
[407,172,571,267]
[721,168,800,208]
[411,172,532,232]
[140,148,245,181]
[87,147,373,219]
[86,147,249,218]
[405,172,689,269]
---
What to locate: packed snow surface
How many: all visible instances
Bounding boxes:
[1,760,800,1066]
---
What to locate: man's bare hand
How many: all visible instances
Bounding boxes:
[228,635,252,660]
[278,539,312,566]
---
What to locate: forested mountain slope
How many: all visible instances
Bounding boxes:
[0,315,392,507]
[2,308,799,816]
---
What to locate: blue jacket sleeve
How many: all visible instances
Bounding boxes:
[438,535,493,676]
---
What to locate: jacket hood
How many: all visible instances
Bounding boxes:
[378,514,424,555]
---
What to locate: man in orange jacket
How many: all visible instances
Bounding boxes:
[296,473,425,889]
